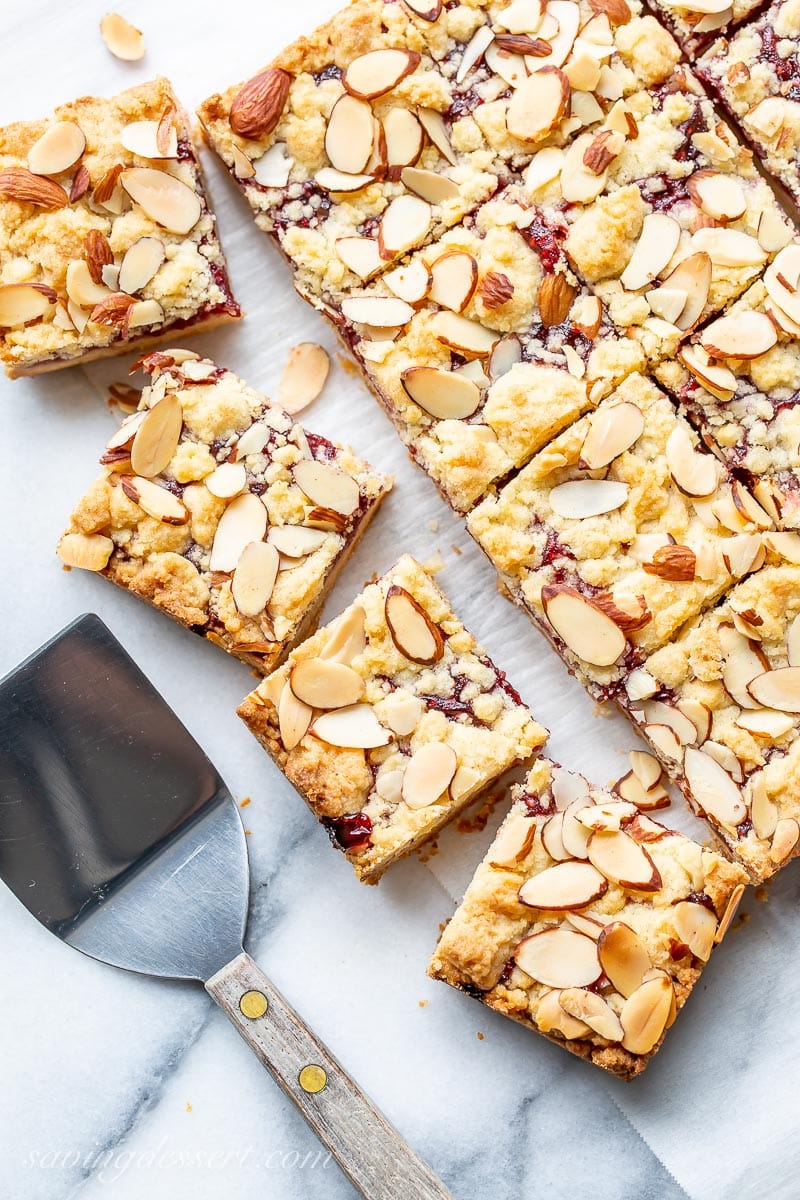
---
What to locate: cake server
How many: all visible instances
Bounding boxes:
[0,614,452,1200]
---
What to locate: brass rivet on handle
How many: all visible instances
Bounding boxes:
[299,1064,328,1094]
[239,989,269,1019]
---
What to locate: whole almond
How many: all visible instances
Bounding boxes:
[643,544,696,582]
[93,163,124,204]
[84,229,114,285]
[589,0,632,24]
[583,130,624,175]
[592,591,652,634]
[538,274,577,327]
[230,68,292,139]
[494,33,551,55]
[0,167,68,210]
[90,292,136,326]
[479,270,515,309]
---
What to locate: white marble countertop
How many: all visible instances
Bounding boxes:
[2,3,799,1198]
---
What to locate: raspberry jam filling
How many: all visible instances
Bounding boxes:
[324,812,373,850]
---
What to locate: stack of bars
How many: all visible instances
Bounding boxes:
[30,0,800,1076]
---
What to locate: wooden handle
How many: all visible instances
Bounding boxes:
[206,952,453,1200]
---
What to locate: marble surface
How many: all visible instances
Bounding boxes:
[1,3,799,1198]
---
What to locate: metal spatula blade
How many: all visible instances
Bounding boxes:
[0,615,451,1200]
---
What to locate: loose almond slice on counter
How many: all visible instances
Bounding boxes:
[341,295,415,327]
[661,252,712,332]
[343,49,421,101]
[548,478,628,519]
[58,532,115,571]
[665,424,718,497]
[687,170,746,222]
[325,95,375,175]
[519,861,608,910]
[121,168,201,234]
[429,251,478,312]
[336,237,384,280]
[290,658,365,709]
[620,974,673,1055]
[315,168,374,193]
[506,67,571,143]
[700,310,776,360]
[416,107,457,165]
[401,366,482,418]
[678,344,737,401]
[514,928,601,989]
[209,493,267,571]
[578,402,643,469]
[747,667,800,713]
[121,120,177,160]
[293,459,360,516]
[619,213,680,292]
[383,108,425,171]
[597,921,651,998]
[28,121,86,175]
[0,284,53,328]
[231,541,280,617]
[100,12,145,60]
[673,901,717,961]
[277,343,330,415]
[129,393,182,477]
[541,586,626,666]
[378,194,432,259]
[433,311,499,355]
[118,236,165,295]
[121,475,189,525]
[400,166,460,204]
[683,746,746,828]
[489,813,536,868]
[385,584,445,663]
[278,683,313,751]
[206,462,247,499]
[587,830,661,891]
[402,742,457,809]
[312,703,392,749]
[384,258,431,303]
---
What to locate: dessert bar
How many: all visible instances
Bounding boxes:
[0,77,239,378]
[429,757,747,1078]
[467,372,775,698]
[237,554,546,882]
[57,349,391,674]
[620,561,800,882]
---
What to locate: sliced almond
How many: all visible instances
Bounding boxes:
[100,12,145,60]
[757,208,793,254]
[416,107,457,166]
[683,746,746,828]
[335,237,384,281]
[209,493,268,572]
[401,742,457,809]
[293,459,360,517]
[58,531,114,571]
[383,108,425,172]
[620,974,673,1055]
[489,334,523,380]
[534,989,591,1039]
[514,927,601,988]
[770,817,800,864]
[587,829,661,891]
[687,170,746,222]
[485,40,528,88]
[665,424,718,498]
[765,532,800,566]
[342,295,415,326]
[616,772,670,811]
[277,343,330,415]
[533,0,580,66]
[700,310,777,360]
[506,67,571,144]
[66,259,110,309]
[118,236,165,296]
[314,168,374,193]
[28,121,85,176]
[719,623,768,708]
[0,284,52,328]
[691,226,767,269]
[325,95,375,175]
[455,25,495,84]
[488,813,536,868]
[433,311,499,356]
[384,258,431,303]
[722,532,765,578]
[120,120,178,160]
[129,393,182,477]
[524,145,565,194]
[378,194,432,259]
[541,586,627,667]
[746,667,800,713]
[290,658,365,710]
[737,708,794,739]
[120,167,201,235]
[620,214,681,292]
[764,244,800,325]
[205,462,247,499]
[661,252,712,332]
[541,811,570,861]
[578,402,643,470]
[519,861,608,910]
[278,682,313,752]
[267,525,328,559]
[429,252,478,313]
[596,921,651,998]
[548,479,628,520]
[639,699,697,745]
[320,606,367,665]
[382,691,424,737]
[312,703,391,749]
[231,541,280,617]
[561,802,592,860]
[120,475,188,525]
[646,286,688,325]
[343,48,420,100]
[673,900,717,962]
[678,344,737,401]
[749,775,778,839]
[400,166,460,204]
[385,584,444,663]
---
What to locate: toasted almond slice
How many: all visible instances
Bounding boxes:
[432,311,499,356]
[344,48,420,100]
[673,900,717,962]
[118,236,165,296]
[231,541,280,617]
[620,213,681,292]
[28,121,86,176]
[0,284,52,328]
[58,531,114,571]
[765,532,800,566]
[130,393,182,477]
[401,742,457,809]
[292,459,360,518]
[687,170,746,222]
[678,344,737,401]
[209,493,268,571]
[230,144,256,179]
[665,424,718,497]
[514,927,601,989]
[587,829,661,891]
[757,208,793,254]
[770,817,800,864]
[661,252,712,332]
[120,120,177,160]
[401,366,482,418]
[534,989,591,1039]
[700,310,776,361]
[335,237,384,280]
[578,401,643,469]
[596,921,651,998]
[312,703,392,749]
[206,462,247,499]
[746,667,800,713]
[120,167,201,235]
[548,478,628,519]
[290,658,365,710]
[683,746,746,828]
[121,475,188,524]
[66,259,110,308]
[629,750,663,791]
[749,775,778,838]
[277,343,330,415]
[488,813,536,868]
[620,974,673,1055]
[400,166,460,204]
[378,194,432,259]
[639,699,697,745]
[519,861,608,910]
[320,606,367,665]
[533,0,580,66]
[325,95,375,175]
[541,586,626,667]
[385,584,444,663]
[278,682,313,751]
[416,107,457,166]
[314,167,373,193]
[429,251,478,312]
[342,295,415,327]
[558,987,623,1041]
[100,12,145,60]
[691,226,767,269]
[506,67,570,143]
[106,408,147,451]
[385,258,431,303]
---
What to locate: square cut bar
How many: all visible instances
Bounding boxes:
[332,188,645,512]
[57,349,391,674]
[467,372,778,699]
[656,246,800,531]
[619,563,800,883]
[429,757,746,1079]
[196,0,679,304]
[0,77,239,378]
[237,554,547,883]
[529,70,793,366]
[699,0,800,214]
